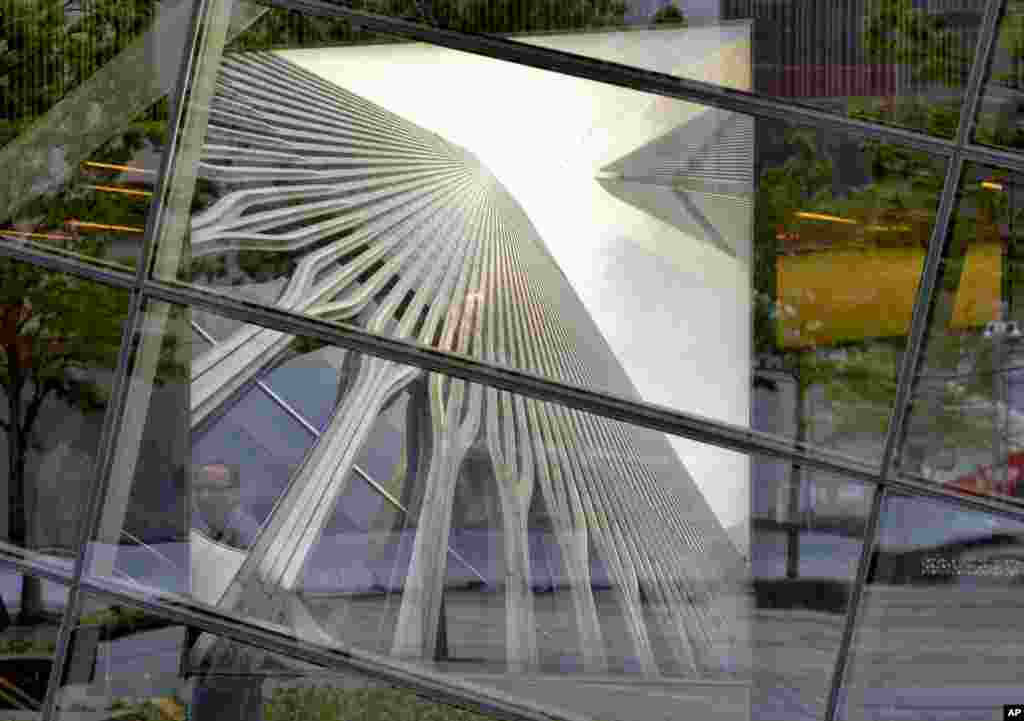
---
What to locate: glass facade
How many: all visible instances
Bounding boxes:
[1,1,1022,720]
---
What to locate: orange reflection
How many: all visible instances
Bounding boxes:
[981,180,1004,191]
[0,229,73,241]
[794,211,859,225]
[87,184,153,198]
[82,161,154,175]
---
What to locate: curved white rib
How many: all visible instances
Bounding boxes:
[191,51,744,678]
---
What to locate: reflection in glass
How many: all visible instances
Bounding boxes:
[89,299,752,720]
[52,594,494,721]
[161,19,946,531]
[752,121,944,467]
[976,0,1024,150]
[281,0,982,138]
[0,259,130,622]
[750,457,871,721]
[0,565,67,719]
[901,163,1024,507]
[0,0,201,268]
[726,0,978,137]
[839,493,1024,721]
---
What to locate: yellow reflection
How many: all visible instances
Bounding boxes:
[777,244,999,348]
[1,228,73,241]
[794,211,859,225]
[66,220,145,234]
[864,224,912,232]
[982,181,1004,191]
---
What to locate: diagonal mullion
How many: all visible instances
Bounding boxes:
[36,0,234,719]
[6,229,1024,524]
[149,274,1024,517]
[258,0,1024,175]
[4,234,1024,525]
[262,0,964,158]
[822,1,1008,719]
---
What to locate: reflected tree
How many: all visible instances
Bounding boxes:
[224,0,631,50]
[0,254,185,622]
[862,0,971,87]
[756,122,1024,499]
[651,3,686,26]
[0,0,159,141]
[0,249,118,621]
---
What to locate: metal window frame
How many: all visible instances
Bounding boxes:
[0,0,1016,719]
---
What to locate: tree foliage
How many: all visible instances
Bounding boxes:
[863,0,971,88]
[651,4,686,26]
[752,125,1006,465]
[264,685,491,721]
[0,0,184,620]
[0,0,159,137]
[226,0,630,52]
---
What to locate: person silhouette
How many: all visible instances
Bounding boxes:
[191,462,261,550]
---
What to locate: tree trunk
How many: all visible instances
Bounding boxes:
[785,372,805,581]
[6,380,44,623]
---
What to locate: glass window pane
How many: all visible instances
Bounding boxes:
[300,0,977,138]
[900,163,1024,508]
[89,299,758,720]
[0,258,130,565]
[154,23,948,474]
[838,493,1024,721]
[733,0,977,137]
[0,0,220,270]
[52,594,498,721]
[0,564,69,719]
[974,0,1024,151]
[750,458,872,721]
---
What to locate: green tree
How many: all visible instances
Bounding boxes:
[0,0,182,621]
[651,3,686,26]
[0,245,119,621]
[0,245,185,622]
[862,0,970,88]
[225,0,630,51]
[756,124,1020,495]
[1,0,159,139]
[848,0,968,139]
[435,0,628,34]
[997,12,1024,88]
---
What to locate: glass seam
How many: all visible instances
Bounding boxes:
[965,141,1024,172]
[0,549,77,588]
[0,243,135,290]
[879,156,970,475]
[268,0,961,156]
[822,484,887,721]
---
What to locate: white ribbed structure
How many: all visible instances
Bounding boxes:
[190,51,743,677]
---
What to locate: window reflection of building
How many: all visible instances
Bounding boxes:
[722,0,983,102]
[183,49,747,685]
